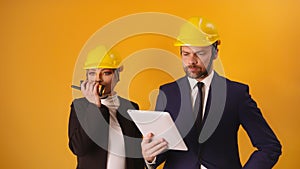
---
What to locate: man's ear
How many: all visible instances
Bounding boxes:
[213,50,218,60]
[212,47,218,60]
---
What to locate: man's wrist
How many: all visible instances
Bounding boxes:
[145,157,156,169]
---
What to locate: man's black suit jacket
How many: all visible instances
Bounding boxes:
[154,72,282,169]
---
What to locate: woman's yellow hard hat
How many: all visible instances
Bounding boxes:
[83,45,121,69]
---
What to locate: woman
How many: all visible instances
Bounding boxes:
[68,45,145,169]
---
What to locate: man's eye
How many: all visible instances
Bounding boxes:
[196,52,205,56]
[88,72,96,76]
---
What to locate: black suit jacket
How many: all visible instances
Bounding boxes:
[68,96,145,169]
[154,73,282,169]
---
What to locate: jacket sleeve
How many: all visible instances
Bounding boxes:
[238,85,282,169]
[68,99,109,157]
[155,86,167,112]
[151,86,169,168]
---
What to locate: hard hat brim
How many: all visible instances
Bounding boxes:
[174,40,217,47]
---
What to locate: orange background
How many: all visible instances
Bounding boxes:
[1,0,299,168]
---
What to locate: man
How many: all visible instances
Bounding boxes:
[68,45,145,169]
[141,17,282,169]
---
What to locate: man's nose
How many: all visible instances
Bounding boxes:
[188,54,198,64]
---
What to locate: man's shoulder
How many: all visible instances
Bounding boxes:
[225,78,248,89]
[214,73,248,88]
[159,76,187,89]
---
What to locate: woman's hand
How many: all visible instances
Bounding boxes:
[81,80,101,107]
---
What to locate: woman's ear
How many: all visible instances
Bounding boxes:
[118,65,124,72]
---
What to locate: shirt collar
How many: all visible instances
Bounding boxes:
[101,93,120,109]
[187,71,215,89]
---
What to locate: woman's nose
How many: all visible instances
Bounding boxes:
[95,73,103,82]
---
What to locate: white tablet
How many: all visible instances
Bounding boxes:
[127,109,188,151]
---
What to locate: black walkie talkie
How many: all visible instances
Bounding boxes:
[71,80,105,97]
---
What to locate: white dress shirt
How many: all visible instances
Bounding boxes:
[188,71,214,118]
[101,94,126,169]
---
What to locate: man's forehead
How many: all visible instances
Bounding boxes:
[182,46,211,52]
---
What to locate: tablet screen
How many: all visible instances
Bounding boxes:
[127,109,188,151]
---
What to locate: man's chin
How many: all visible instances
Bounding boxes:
[187,73,199,79]
[187,72,207,79]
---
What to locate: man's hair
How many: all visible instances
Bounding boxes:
[211,42,218,57]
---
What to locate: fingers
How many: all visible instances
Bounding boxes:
[141,133,168,162]
[81,80,101,107]
[93,82,100,96]
[81,80,97,94]
[142,133,153,144]
[144,138,168,156]
[92,82,101,107]
[80,80,88,92]
[86,81,96,93]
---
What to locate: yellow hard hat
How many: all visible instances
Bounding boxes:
[83,45,121,69]
[174,16,220,46]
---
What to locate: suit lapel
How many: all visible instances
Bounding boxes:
[174,77,198,139]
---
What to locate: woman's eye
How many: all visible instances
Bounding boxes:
[103,72,113,75]
[88,72,96,76]
[182,53,189,56]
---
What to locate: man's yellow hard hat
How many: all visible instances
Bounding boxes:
[83,45,121,69]
[174,16,220,47]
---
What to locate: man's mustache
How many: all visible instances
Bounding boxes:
[186,65,201,69]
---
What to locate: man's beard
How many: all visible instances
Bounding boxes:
[184,56,214,79]
[184,65,208,79]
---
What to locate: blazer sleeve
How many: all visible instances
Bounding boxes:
[155,86,167,112]
[238,85,282,169]
[151,86,169,168]
[68,98,109,157]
